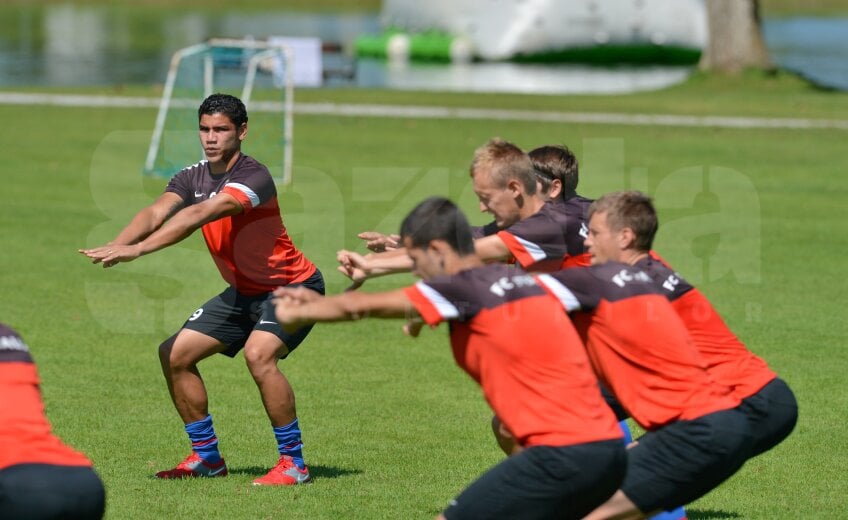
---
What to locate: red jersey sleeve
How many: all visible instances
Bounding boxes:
[403,282,458,326]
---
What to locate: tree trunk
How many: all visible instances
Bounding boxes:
[699,0,770,72]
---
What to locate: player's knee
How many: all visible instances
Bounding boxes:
[243,343,277,375]
[158,336,175,367]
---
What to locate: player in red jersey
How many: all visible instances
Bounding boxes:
[587,191,797,457]
[274,197,626,519]
[356,143,592,267]
[337,139,572,285]
[527,144,594,268]
[0,323,105,519]
[80,94,322,485]
[533,196,758,517]
[494,147,689,520]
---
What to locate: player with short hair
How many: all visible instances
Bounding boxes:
[275,197,627,520]
[338,139,572,284]
[527,144,594,268]
[586,191,797,458]
[0,323,105,519]
[533,196,756,518]
[80,93,322,486]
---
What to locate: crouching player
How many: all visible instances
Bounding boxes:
[589,191,797,458]
[0,323,105,519]
[532,200,758,518]
[275,197,626,519]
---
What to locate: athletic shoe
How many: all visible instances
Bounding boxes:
[154,452,228,479]
[252,455,312,486]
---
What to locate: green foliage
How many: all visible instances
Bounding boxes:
[2,77,847,518]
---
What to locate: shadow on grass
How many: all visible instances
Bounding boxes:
[229,464,362,480]
[685,508,742,519]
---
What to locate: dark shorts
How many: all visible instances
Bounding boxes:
[738,377,798,457]
[443,440,626,520]
[0,463,105,520]
[181,269,325,358]
[622,407,753,514]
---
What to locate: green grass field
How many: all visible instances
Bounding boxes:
[2,68,847,519]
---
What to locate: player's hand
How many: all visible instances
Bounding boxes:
[272,287,321,334]
[357,231,400,253]
[79,244,142,268]
[271,300,309,334]
[336,249,372,285]
[403,317,425,338]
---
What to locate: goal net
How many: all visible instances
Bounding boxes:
[144,38,294,184]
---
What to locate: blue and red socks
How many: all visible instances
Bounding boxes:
[185,414,222,464]
[273,418,305,469]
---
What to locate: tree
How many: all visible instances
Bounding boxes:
[699,0,771,72]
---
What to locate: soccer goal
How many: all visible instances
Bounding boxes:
[144,38,295,184]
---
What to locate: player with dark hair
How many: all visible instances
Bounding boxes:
[80,93,323,486]
[586,191,797,458]
[338,139,574,284]
[275,197,627,520]
[0,323,105,519]
[358,143,583,255]
[531,197,757,518]
[527,144,594,267]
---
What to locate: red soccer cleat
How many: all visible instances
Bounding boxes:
[252,455,312,486]
[155,452,228,479]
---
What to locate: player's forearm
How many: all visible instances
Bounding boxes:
[363,250,414,277]
[295,293,410,324]
[110,207,167,246]
[134,206,208,256]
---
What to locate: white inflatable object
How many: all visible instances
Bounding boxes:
[380,0,707,61]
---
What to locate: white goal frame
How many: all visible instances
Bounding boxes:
[144,38,295,184]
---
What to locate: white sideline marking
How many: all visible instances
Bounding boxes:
[1,91,847,130]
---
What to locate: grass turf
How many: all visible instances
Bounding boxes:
[1,73,847,518]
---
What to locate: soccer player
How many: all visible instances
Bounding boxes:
[584,191,797,458]
[534,211,755,518]
[0,323,105,519]
[274,197,627,519]
[79,93,323,485]
[337,139,571,284]
[527,144,594,267]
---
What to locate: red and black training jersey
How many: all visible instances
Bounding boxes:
[0,324,93,470]
[549,194,593,268]
[166,154,316,295]
[404,264,622,448]
[536,263,740,431]
[495,202,569,272]
[637,253,777,399]
[489,196,593,272]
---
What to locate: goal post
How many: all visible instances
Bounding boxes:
[144,38,295,184]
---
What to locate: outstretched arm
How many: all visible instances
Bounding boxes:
[113,192,186,246]
[80,192,242,267]
[273,286,417,334]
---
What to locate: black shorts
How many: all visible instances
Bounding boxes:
[622,407,753,514]
[0,463,105,520]
[443,440,626,520]
[181,269,325,358]
[738,377,798,457]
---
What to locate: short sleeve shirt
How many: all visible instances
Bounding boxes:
[495,203,569,272]
[637,253,776,399]
[166,154,315,295]
[403,264,622,448]
[0,324,92,470]
[536,263,740,430]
